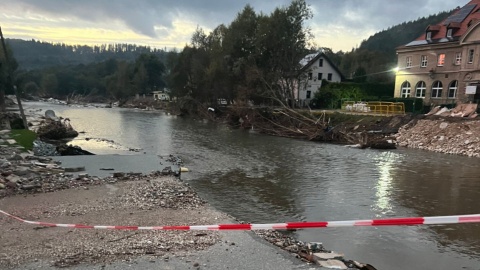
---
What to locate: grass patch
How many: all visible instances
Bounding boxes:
[10,129,37,150]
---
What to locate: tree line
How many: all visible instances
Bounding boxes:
[0,1,453,110]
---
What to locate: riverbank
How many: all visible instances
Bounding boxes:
[0,142,305,269]
[1,127,373,269]
[214,105,480,158]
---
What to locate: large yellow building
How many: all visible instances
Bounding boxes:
[395,0,480,106]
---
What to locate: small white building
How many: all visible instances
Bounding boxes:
[296,52,344,107]
[151,90,170,101]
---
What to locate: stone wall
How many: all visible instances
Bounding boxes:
[395,117,480,158]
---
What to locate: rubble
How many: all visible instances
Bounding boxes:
[395,117,480,157]
[254,230,374,269]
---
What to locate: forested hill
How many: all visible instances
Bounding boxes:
[335,10,453,81]
[358,10,453,55]
[6,39,169,70]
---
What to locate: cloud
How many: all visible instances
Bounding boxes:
[0,0,465,51]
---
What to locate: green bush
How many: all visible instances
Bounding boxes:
[10,129,37,150]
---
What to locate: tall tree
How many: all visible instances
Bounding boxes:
[253,0,313,106]
[0,28,18,111]
[106,61,133,105]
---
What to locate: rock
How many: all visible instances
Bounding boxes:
[20,184,40,190]
[113,172,125,178]
[0,183,5,189]
[44,110,57,120]
[307,242,324,252]
[33,140,59,156]
[13,167,30,176]
[8,154,23,161]
[64,166,86,172]
[57,145,94,156]
[6,174,22,183]
[317,259,348,269]
[313,252,344,260]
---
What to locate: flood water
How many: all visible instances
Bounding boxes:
[25,102,480,270]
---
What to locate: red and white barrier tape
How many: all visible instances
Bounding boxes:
[1,210,479,231]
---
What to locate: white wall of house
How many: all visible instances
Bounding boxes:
[297,56,342,106]
[152,91,170,101]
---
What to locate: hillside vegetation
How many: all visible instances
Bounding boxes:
[0,1,455,109]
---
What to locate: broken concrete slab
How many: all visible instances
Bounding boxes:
[313,252,345,260]
[317,259,348,269]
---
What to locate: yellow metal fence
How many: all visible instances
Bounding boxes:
[342,101,405,115]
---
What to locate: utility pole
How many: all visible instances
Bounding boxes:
[0,26,28,130]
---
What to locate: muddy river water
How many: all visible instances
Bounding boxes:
[26,102,480,270]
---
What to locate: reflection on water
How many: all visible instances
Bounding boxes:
[24,102,480,270]
[374,152,396,216]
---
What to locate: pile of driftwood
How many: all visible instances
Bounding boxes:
[36,118,79,140]
[229,106,400,149]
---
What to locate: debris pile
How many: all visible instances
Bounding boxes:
[426,103,478,118]
[36,117,79,140]
[255,230,377,269]
[395,118,480,157]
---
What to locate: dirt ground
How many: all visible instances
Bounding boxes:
[0,177,229,269]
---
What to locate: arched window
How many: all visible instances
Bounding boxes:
[431,81,443,98]
[415,81,426,98]
[448,80,458,98]
[401,81,411,98]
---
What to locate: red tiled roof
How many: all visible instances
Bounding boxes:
[414,0,480,42]
[447,22,461,29]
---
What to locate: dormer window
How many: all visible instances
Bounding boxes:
[426,31,432,40]
[425,25,440,41]
[447,28,453,38]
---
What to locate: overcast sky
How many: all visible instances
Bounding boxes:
[0,0,467,52]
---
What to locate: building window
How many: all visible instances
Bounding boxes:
[426,31,432,40]
[308,72,312,80]
[401,81,411,98]
[447,28,453,38]
[468,49,474,63]
[306,90,311,99]
[327,73,332,81]
[448,80,458,98]
[431,81,443,98]
[319,59,323,67]
[455,52,462,65]
[421,55,428,67]
[406,56,412,68]
[437,53,445,66]
[318,73,323,80]
[415,81,426,98]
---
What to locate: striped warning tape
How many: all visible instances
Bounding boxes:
[1,210,479,230]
